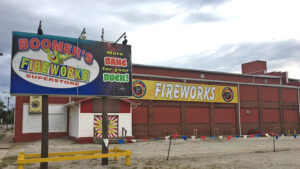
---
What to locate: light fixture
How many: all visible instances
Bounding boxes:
[79,28,86,40]
[113,32,127,46]
[122,34,127,45]
[37,20,43,35]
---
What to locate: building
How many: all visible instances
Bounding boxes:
[13,60,300,143]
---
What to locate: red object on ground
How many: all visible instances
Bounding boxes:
[172,133,178,139]
[227,136,232,141]
[250,134,254,138]
[143,139,147,142]
[201,136,206,140]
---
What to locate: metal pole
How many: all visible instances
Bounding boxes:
[7,97,9,130]
[298,88,300,129]
[166,135,172,160]
[273,133,275,152]
[238,83,241,136]
[101,96,108,165]
[101,28,104,42]
[40,95,49,169]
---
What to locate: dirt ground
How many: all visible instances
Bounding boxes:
[1,131,300,169]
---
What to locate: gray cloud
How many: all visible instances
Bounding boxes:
[152,40,300,77]
[174,0,231,8]
[184,12,224,23]
[116,10,173,24]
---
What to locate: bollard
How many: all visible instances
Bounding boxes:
[17,152,24,169]
[125,155,131,166]
[114,146,118,161]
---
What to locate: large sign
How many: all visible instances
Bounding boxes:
[132,79,238,103]
[10,32,132,96]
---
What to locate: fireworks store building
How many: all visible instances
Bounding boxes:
[13,60,300,143]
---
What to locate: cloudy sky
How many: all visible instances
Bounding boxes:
[1,0,300,102]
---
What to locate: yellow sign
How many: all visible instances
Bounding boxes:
[29,96,42,113]
[132,79,238,103]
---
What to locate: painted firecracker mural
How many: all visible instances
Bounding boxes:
[94,115,118,138]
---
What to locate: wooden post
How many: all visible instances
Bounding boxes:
[101,97,108,165]
[40,95,48,169]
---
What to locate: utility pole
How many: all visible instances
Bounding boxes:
[101,96,108,165]
[6,97,9,129]
[7,97,9,112]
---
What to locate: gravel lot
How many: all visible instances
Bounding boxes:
[1,132,300,169]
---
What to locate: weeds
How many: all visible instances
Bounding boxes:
[0,156,17,168]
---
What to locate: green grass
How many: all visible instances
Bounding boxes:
[0,156,17,168]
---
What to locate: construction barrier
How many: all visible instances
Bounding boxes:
[17,146,131,169]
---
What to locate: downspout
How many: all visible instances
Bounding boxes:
[238,83,242,136]
[298,88,300,125]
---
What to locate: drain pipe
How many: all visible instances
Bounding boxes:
[298,88,300,124]
[238,83,242,136]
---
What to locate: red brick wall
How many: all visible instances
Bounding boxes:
[241,61,266,75]
[80,99,130,113]
[132,106,148,124]
[241,108,259,122]
[240,85,258,101]
[214,108,236,123]
[263,109,280,122]
[282,88,298,103]
[153,106,180,123]
[261,87,279,102]
[80,99,93,113]
[185,107,209,123]
[284,110,299,122]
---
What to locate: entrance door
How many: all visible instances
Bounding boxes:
[94,115,118,138]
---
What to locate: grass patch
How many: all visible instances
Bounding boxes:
[0,156,17,168]
[0,133,5,141]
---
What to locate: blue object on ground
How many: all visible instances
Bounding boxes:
[118,139,124,144]
[182,136,187,140]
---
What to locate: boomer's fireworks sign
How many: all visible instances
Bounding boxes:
[11,32,132,96]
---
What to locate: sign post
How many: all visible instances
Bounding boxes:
[40,95,48,169]
[101,97,108,165]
